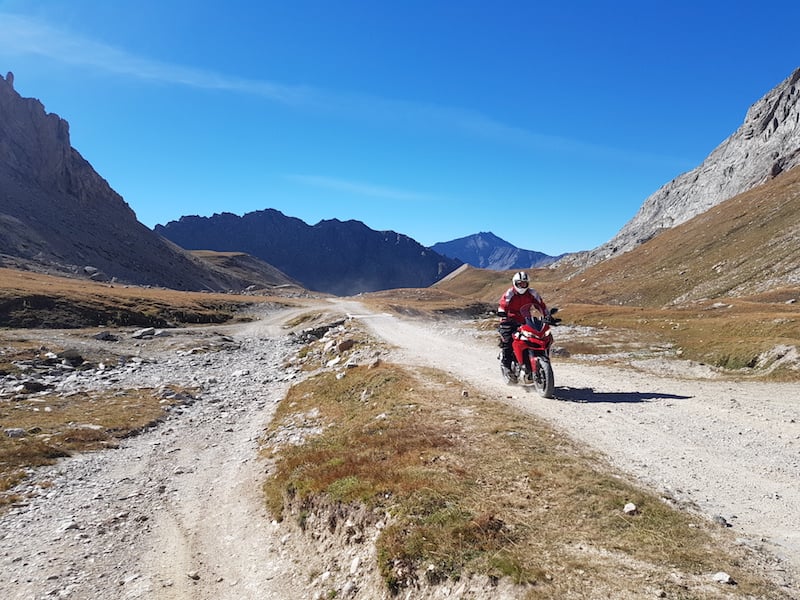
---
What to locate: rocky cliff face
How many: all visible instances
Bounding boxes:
[0,72,136,222]
[568,67,800,267]
[156,210,462,296]
[0,72,270,291]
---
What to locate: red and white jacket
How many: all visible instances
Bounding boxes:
[498,287,548,325]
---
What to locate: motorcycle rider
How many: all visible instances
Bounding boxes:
[497,271,550,383]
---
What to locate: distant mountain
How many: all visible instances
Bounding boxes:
[431,232,560,270]
[156,211,461,296]
[0,70,457,296]
[563,67,800,269]
[0,71,279,292]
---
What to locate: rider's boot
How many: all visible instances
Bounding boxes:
[499,345,517,384]
[501,365,517,384]
[501,352,518,384]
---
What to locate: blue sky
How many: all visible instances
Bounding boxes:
[1,1,798,255]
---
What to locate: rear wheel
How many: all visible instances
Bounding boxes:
[532,356,554,398]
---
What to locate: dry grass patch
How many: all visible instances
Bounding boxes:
[565,300,800,379]
[360,288,493,319]
[0,339,66,376]
[432,266,566,304]
[263,363,782,597]
[0,267,297,328]
[0,385,196,506]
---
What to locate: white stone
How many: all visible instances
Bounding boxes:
[350,556,360,574]
[712,571,734,584]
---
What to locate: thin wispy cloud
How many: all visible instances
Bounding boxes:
[0,12,690,169]
[0,13,316,105]
[286,175,440,202]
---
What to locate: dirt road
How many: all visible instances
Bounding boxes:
[1,300,798,599]
[0,311,307,600]
[339,300,800,584]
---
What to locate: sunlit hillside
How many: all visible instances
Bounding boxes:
[554,165,800,307]
[436,166,800,310]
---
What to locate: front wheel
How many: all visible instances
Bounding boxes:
[532,355,554,398]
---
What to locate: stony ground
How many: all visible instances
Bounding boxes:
[1,300,798,599]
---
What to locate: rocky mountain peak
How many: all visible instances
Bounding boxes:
[431,232,559,270]
[0,72,268,291]
[0,71,104,205]
[567,67,800,268]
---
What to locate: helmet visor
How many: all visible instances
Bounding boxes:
[515,281,528,288]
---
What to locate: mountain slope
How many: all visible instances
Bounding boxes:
[558,165,800,307]
[0,72,263,292]
[156,210,461,296]
[189,251,303,294]
[431,232,559,270]
[565,67,800,268]
[433,166,800,310]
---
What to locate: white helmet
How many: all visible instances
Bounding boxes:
[512,271,529,295]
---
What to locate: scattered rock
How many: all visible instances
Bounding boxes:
[712,571,736,585]
[20,380,50,393]
[57,348,84,366]
[93,331,119,342]
[0,303,797,599]
[713,515,731,528]
[337,339,355,353]
[131,328,156,339]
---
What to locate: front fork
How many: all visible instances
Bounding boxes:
[520,350,548,379]
[514,344,540,370]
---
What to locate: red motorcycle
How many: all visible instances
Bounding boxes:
[501,307,560,398]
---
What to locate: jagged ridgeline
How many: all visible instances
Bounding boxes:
[0,70,461,296]
[155,211,462,296]
[431,231,564,270]
[2,65,800,295]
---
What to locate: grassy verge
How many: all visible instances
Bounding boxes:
[263,362,782,597]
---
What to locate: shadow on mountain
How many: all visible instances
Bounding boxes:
[552,387,692,404]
